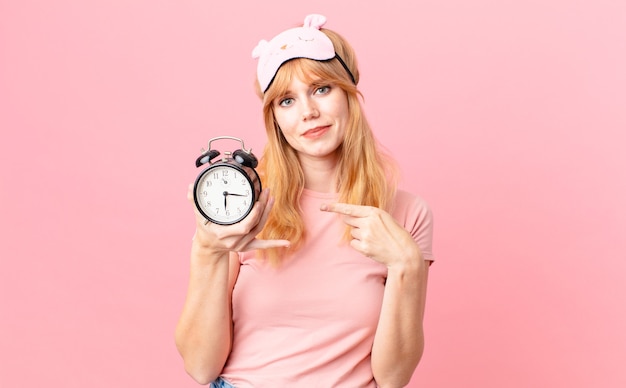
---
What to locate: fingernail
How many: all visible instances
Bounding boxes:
[320,204,328,211]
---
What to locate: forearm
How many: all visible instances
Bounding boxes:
[175,244,233,384]
[371,258,429,388]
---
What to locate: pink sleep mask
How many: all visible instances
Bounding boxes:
[252,14,355,93]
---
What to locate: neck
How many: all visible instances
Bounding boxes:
[298,154,338,193]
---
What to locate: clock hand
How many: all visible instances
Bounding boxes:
[224,192,246,197]
[223,191,228,209]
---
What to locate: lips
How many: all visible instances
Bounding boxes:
[302,125,330,138]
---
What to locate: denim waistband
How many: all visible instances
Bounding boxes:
[209,376,235,388]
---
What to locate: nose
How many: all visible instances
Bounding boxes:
[301,97,319,121]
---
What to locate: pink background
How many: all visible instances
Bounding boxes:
[1,1,625,387]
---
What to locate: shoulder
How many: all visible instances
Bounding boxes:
[390,189,434,234]
[391,189,432,220]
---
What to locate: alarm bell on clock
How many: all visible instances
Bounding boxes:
[193,136,262,225]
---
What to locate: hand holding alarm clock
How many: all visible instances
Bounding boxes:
[193,136,262,225]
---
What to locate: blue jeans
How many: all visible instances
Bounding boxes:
[209,377,235,388]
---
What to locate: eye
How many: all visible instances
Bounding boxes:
[278,97,294,107]
[314,85,331,95]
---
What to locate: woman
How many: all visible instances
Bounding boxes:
[175,14,434,388]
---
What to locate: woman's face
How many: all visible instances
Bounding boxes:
[272,75,349,162]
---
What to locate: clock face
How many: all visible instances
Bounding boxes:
[194,163,258,225]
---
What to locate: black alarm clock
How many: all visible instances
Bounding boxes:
[193,136,261,225]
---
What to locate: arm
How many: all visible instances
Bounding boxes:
[175,187,289,384]
[175,249,238,385]
[371,255,429,387]
[320,203,431,387]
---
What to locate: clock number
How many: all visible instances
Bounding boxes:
[222,170,229,177]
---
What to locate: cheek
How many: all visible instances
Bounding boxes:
[274,112,298,136]
[328,95,350,122]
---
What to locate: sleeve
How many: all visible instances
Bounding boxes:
[393,190,435,262]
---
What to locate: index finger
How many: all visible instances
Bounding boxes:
[320,202,374,217]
